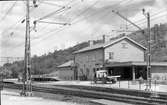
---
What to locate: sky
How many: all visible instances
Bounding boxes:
[0,0,167,61]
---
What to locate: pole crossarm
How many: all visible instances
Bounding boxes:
[37,20,71,25]
[33,5,71,31]
[112,10,143,32]
[36,6,66,21]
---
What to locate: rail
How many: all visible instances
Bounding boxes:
[2,82,167,105]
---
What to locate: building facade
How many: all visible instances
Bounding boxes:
[74,36,148,80]
[74,36,167,81]
[55,60,75,80]
[74,48,104,80]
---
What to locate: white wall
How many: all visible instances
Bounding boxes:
[104,39,145,62]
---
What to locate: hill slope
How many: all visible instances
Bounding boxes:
[1,24,167,78]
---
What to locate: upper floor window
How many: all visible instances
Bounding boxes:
[92,55,96,61]
[86,68,90,75]
[122,43,128,49]
[109,52,114,59]
[86,56,89,61]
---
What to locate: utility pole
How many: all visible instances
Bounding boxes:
[147,12,152,91]
[20,0,32,96]
[142,9,152,91]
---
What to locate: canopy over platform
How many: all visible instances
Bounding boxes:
[105,61,167,67]
[105,61,167,81]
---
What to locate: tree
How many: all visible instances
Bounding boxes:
[0,67,12,78]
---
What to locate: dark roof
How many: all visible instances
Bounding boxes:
[105,61,167,67]
[57,60,74,68]
[74,43,104,53]
[74,36,147,54]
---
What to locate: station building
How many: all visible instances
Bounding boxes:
[74,36,167,81]
[55,60,75,80]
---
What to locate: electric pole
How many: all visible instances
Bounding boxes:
[20,0,32,96]
[142,9,152,91]
[147,12,152,91]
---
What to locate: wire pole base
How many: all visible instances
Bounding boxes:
[20,80,32,97]
[145,79,152,91]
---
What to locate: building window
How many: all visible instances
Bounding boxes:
[86,56,89,62]
[122,43,128,48]
[92,55,96,61]
[80,68,84,75]
[109,52,114,59]
[86,68,90,76]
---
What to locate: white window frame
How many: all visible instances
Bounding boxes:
[109,52,114,59]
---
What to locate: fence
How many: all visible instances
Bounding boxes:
[90,79,167,93]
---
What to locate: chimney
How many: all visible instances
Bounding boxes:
[89,40,94,46]
[102,35,110,43]
[103,35,105,43]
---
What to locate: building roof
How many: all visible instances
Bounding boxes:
[57,60,74,68]
[105,61,167,67]
[74,36,147,54]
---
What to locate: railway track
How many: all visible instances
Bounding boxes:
[3,83,167,105]
[53,84,167,100]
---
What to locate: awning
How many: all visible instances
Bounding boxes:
[105,61,167,67]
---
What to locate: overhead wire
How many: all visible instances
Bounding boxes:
[0,1,17,22]
[37,0,167,43]
[30,0,101,44]
[32,0,128,44]
[137,8,166,24]
[127,8,167,28]
[128,12,167,29]
[1,0,45,36]
[31,0,82,35]
[10,0,167,50]
[1,0,45,54]
[66,0,129,36]
[70,0,128,38]
[91,0,134,38]
[124,9,167,33]
[1,0,45,57]
[42,1,65,7]
[12,0,76,48]
[71,0,100,24]
[34,0,78,34]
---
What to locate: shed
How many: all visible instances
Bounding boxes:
[56,60,75,80]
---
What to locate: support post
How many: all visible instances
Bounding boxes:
[146,12,152,91]
[21,0,32,96]
[132,66,135,81]
[142,9,152,91]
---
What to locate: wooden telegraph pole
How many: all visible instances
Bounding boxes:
[147,12,152,91]
[0,0,32,96]
[142,9,152,91]
[20,0,32,96]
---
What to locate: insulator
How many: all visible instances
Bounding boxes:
[33,21,37,32]
[33,0,38,8]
